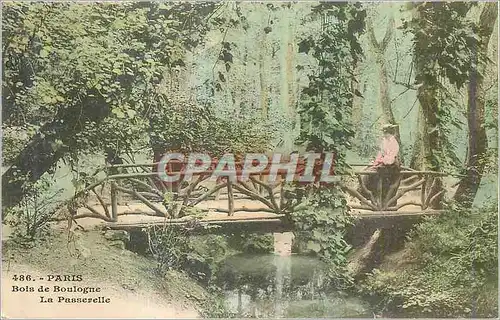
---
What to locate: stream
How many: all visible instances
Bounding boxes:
[214,254,372,318]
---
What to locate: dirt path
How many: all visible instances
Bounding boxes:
[1,263,199,319]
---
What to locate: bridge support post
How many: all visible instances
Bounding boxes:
[111,181,118,222]
[273,232,294,256]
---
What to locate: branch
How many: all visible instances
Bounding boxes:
[212,207,276,214]
[381,16,395,50]
[424,176,438,208]
[249,176,280,211]
[91,188,110,218]
[137,191,162,199]
[428,190,445,208]
[81,204,112,221]
[402,97,419,119]
[401,175,420,185]
[357,175,377,206]
[236,179,260,195]
[386,200,421,211]
[367,18,380,50]
[50,209,166,222]
[227,181,234,216]
[393,80,417,90]
[349,205,375,210]
[127,178,162,196]
[382,177,401,209]
[179,174,207,197]
[231,183,277,212]
[151,176,167,194]
[189,182,228,206]
[386,178,425,206]
[83,204,107,218]
[390,86,413,104]
[115,185,168,217]
[340,184,378,210]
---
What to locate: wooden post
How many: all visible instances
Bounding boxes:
[279,182,285,212]
[382,174,401,210]
[227,181,234,216]
[421,175,427,210]
[111,181,118,222]
[214,178,222,201]
[377,173,383,211]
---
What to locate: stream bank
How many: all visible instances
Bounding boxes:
[1,225,208,318]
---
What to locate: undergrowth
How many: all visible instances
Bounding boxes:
[290,185,354,288]
[360,202,498,317]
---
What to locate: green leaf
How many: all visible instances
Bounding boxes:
[307,241,321,253]
[112,108,125,119]
[39,48,49,58]
[126,109,137,118]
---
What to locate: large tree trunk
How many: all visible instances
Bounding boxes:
[453,3,497,206]
[409,3,444,210]
[417,83,441,171]
[367,16,396,124]
[259,16,270,119]
[279,9,292,118]
[415,69,444,208]
[409,105,424,169]
[368,14,404,163]
[351,62,363,133]
[2,132,65,212]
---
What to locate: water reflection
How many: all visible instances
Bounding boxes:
[216,254,370,318]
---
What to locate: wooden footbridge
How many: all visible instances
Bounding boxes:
[67,158,448,234]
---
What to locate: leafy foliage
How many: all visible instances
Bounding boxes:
[291,186,355,287]
[147,224,191,276]
[1,2,219,211]
[5,176,62,242]
[149,95,274,157]
[289,2,365,286]
[228,233,274,253]
[401,2,490,172]
[147,224,236,285]
[297,2,365,160]
[404,2,483,89]
[361,204,498,317]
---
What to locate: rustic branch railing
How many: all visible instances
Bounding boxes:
[341,169,446,211]
[69,162,449,223]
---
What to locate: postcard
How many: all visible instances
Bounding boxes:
[2,1,498,318]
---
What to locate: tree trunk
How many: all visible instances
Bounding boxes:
[409,106,424,169]
[2,132,64,212]
[453,2,497,206]
[351,61,363,133]
[259,18,269,119]
[367,16,396,125]
[368,15,404,162]
[417,83,441,171]
[280,10,291,117]
[414,64,445,208]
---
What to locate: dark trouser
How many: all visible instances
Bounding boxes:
[360,165,401,208]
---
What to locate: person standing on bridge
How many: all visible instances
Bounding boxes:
[372,123,400,168]
[360,124,401,206]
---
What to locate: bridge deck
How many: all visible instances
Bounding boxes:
[75,201,443,232]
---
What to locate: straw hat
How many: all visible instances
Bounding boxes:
[382,123,398,131]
